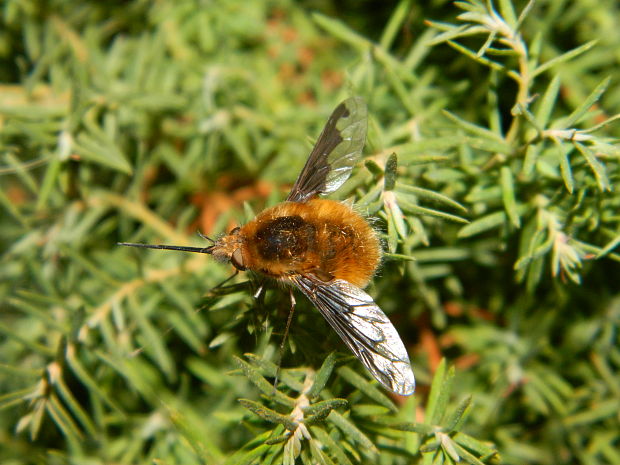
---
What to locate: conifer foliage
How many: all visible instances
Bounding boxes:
[1,1,618,463]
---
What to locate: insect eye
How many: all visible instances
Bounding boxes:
[231,248,246,270]
[230,226,240,234]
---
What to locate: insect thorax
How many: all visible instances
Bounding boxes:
[254,215,317,261]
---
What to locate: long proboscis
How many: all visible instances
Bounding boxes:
[118,242,214,254]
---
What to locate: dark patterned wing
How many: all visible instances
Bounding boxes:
[286,97,368,203]
[290,275,415,395]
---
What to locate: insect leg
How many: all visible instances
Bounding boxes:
[253,284,264,299]
[208,269,240,294]
[272,289,297,394]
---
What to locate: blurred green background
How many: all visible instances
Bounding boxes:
[1,0,619,464]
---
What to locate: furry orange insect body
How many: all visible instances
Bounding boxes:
[212,199,380,287]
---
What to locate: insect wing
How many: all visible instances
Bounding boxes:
[291,275,415,395]
[286,97,368,203]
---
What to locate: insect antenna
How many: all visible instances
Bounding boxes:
[272,289,297,394]
[196,231,215,243]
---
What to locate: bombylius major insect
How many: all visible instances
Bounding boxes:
[120,97,415,395]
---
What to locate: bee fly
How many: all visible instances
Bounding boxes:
[120,97,415,395]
